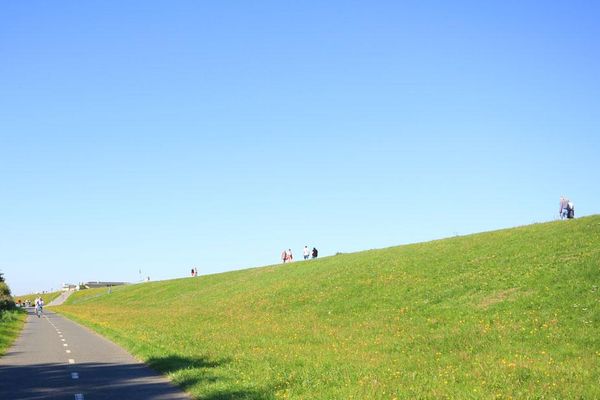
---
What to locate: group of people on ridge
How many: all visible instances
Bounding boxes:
[282,246,318,263]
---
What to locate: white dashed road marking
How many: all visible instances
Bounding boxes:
[2,309,191,400]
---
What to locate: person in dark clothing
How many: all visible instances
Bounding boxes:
[312,247,318,259]
[567,201,575,219]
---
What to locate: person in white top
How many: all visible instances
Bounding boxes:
[34,296,43,317]
[303,246,310,260]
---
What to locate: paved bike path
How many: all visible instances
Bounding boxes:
[0,308,191,400]
[47,290,75,307]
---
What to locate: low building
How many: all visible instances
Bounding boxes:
[82,281,128,289]
[62,283,77,291]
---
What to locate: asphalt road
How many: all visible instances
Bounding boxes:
[0,308,191,400]
[47,291,74,307]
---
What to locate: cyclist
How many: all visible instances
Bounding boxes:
[34,296,44,318]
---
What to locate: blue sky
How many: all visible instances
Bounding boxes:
[2,1,599,295]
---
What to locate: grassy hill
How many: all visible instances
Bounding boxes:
[14,290,63,305]
[55,216,600,399]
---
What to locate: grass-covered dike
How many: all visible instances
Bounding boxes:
[56,216,600,399]
[14,290,63,305]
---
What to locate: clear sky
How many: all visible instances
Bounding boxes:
[2,1,599,295]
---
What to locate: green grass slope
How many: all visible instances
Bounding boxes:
[56,216,600,399]
[14,290,63,305]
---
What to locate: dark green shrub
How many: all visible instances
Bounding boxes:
[0,282,15,311]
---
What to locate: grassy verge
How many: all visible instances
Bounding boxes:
[56,216,600,399]
[0,309,27,357]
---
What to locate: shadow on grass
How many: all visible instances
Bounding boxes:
[145,354,275,399]
[146,354,226,373]
[201,389,275,400]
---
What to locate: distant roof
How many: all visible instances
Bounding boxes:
[84,281,128,288]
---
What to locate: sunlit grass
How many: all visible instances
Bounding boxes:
[14,290,63,305]
[56,216,600,399]
[0,309,27,356]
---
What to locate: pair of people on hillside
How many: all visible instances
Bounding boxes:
[304,246,319,260]
[559,196,575,219]
[281,249,293,263]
